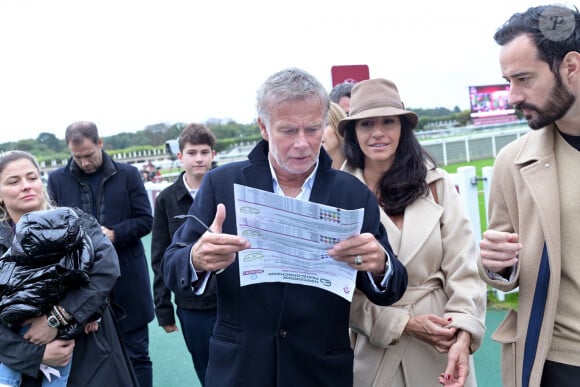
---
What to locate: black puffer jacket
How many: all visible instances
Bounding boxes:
[0,208,137,386]
[0,208,94,335]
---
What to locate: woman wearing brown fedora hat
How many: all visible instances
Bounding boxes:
[340,78,486,387]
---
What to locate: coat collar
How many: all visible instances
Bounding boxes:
[67,150,116,179]
[396,192,442,261]
[174,171,194,202]
[514,125,555,165]
[341,164,441,260]
[513,126,561,270]
[243,140,334,195]
[514,126,561,246]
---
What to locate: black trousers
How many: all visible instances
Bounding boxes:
[123,324,153,387]
[541,360,580,387]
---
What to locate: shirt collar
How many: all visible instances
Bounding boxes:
[182,173,198,199]
[268,157,318,201]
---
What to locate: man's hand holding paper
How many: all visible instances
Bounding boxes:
[233,184,385,301]
[189,203,250,273]
[327,232,387,274]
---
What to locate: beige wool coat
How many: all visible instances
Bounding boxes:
[346,165,487,387]
[477,126,565,387]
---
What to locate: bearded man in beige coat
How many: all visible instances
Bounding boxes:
[479,5,580,387]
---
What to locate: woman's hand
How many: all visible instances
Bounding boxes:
[438,330,472,386]
[404,314,457,352]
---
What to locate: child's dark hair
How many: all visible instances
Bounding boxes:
[178,123,216,152]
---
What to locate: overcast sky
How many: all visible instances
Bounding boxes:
[0,0,564,142]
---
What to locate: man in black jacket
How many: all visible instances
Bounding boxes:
[161,68,408,387]
[47,122,154,387]
[150,123,217,386]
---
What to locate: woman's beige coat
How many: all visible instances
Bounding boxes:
[477,126,563,387]
[346,166,487,387]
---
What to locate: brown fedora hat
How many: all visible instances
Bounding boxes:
[337,78,419,136]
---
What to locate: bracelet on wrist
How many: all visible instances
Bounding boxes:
[51,305,69,326]
[56,305,72,321]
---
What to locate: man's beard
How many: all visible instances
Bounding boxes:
[516,75,575,130]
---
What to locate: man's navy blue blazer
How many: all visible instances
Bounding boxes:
[162,140,407,387]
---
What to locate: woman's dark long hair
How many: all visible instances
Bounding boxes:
[343,115,437,215]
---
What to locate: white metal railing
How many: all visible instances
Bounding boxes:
[421,125,529,165]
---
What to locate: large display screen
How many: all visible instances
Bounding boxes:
[469,84,515,118]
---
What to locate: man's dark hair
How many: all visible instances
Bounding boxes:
[65,121,100,146]
[494,5,580,74]
[329,82,353,103]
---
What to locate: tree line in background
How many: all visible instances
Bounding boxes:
[0,106,471,164]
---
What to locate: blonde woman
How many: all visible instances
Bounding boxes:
[322,101,347,169]
[0,150,138,387]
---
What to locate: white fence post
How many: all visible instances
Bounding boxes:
[144,181,171,215]
[452,165,519,302]
[455,166,482,244]
[479,166,518,301]
[482,166,493,226]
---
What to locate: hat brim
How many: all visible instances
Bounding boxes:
[337,107,419,136]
